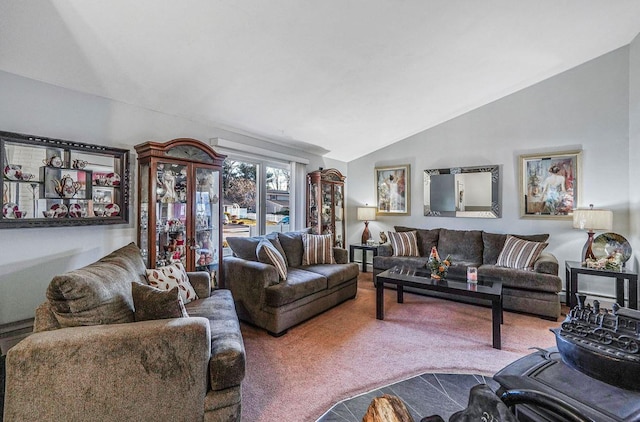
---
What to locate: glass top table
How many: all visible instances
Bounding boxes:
[375,265,504,349]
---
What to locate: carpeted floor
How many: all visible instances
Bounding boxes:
[240,272,560,422]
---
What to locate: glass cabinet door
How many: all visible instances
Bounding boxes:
[194,167,221,285]
[334,184,344,247]
[154,162,188,268]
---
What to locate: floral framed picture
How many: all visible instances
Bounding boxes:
[375,164,410,215]
[519,150,582,219]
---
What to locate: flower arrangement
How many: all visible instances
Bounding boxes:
[427,246,452,279]
[584,252,623,271]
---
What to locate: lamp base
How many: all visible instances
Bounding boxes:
[581,230,596,261]
[361,221,371,245]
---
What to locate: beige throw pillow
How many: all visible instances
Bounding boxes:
[145,262,198,304]
[257,238,288,281]
[388,231,420,257]
[496,235,547,270]
[302,233,336,265]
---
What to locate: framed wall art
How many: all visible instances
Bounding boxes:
[375,164,410,215]
[519,150,582,219]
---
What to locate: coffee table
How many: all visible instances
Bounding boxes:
[375,265,504,349]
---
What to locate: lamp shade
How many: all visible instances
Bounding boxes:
[357,207,376,221]
[572,207,613,231]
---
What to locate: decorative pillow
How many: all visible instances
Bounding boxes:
[131,282,188,322]
[496,235,548,270]
[226,236,262,261]
[302,233,336,265]
[257,239,288,281]
[278,228,312,267]
[388,231,420,257]
[145,262,198,304]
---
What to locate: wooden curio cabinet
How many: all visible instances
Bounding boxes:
[135,138,226,287]
[307,168,345,247]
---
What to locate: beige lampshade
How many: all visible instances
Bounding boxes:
[572,207,613,231]
[357,207,376,222]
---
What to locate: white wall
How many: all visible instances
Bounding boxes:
[630,34,640,272]
[0,70,343,324]
[348,46,632,303]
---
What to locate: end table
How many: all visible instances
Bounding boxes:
[349,244,378,272]
[565,260,638,310]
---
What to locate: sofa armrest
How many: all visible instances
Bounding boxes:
[4,318,211,421]
[223,256,279,287]
[534,252,559,275]
[333,247,348,264]
[377,243,393,257]
[188,271,212,298]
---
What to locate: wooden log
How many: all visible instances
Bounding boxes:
[362,394,415,422]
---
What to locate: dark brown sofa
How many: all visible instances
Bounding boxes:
[373,226,562,320]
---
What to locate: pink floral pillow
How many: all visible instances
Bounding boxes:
[145,262,198,304]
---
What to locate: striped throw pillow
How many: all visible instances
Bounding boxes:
[388,231,420,257]
[257,239,288,281]
[496,235,547,270]
[302,234,336,265]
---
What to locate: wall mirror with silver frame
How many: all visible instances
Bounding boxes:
[423,165,500,218]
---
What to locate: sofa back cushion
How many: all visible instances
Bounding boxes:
[46,242,147,328]
[394,226,439,256]
[277,228,312,267]
[227,233,288,264]
[482,232,550,265]
[437,229,483,265]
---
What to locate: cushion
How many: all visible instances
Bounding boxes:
[496,235,548,270]
[226,236,262,261]
[437,229,483,265]
[482,232,550,265]
[394,226,440,256]
[257,238,288,281]
[278,228,312,267]
[146,262,199,304]
[131,282,188,322]
[302,233,336,265]
[46,242,147,328]
[388,231,420,257]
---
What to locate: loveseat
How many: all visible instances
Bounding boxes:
[373,227,562,320]
[223,230,360,336]
[3,242,245,422]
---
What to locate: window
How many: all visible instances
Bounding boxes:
[222,157,292,249]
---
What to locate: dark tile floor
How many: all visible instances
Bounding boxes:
[317,373,500,422]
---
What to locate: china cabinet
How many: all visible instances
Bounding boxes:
[307,168,345,247]
[135,138,226,286]
[0,130,129,228]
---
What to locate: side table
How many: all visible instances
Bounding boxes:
[349,244,378,272]
[565,260,638,310]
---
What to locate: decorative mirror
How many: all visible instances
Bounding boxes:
[423,165,500,218]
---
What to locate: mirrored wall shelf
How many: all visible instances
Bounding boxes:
[1,130,130,228]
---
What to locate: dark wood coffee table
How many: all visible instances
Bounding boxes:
[375,265,503,349]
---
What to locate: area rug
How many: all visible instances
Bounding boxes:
[240,273,560,422]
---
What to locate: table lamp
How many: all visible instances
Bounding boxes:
[357,206,376,244]
[572,204,613,261]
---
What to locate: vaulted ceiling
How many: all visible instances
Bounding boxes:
[1,1,640,161]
